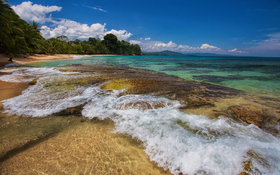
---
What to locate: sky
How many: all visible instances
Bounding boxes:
[8,0,280,57]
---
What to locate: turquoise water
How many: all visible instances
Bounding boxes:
[31,55,280,97]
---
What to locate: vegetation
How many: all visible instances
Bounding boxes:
[0,0,142,57]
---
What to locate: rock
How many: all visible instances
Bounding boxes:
[28,77,40,85]
[117,101,172,110]
[228,105,266,127]
[228,105,279,135]
[55,105,84,116]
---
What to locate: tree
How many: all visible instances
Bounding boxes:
[133,44,142,55]
[103,33,118,53]
[88,37,98,45]
[0,0,18,51]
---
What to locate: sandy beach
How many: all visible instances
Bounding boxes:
[0,54,80,67]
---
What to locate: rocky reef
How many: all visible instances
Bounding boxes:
[57,65,280,136]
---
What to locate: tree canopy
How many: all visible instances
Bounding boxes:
[0,0,142,56]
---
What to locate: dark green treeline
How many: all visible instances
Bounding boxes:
[0,0,142,56]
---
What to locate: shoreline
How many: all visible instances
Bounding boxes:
[0,54,118,68]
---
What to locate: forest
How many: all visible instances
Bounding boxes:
[0,0,142,57]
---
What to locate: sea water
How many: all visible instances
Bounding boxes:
[1,67,280,174]
[30,55,280,97]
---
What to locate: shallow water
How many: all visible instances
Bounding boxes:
[1,67,280,174]
[29,55,280,97]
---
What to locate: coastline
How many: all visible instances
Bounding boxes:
[0,54,82,67]
[0,54,118,68]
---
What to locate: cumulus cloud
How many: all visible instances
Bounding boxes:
[11,1,62,23]
[41,19,106,39]
[103,29,132,40]
[135,40,223,53]
[200,44,219,50]
[41,19,132,40]
[145,37,151,40]
[13,1,132,40]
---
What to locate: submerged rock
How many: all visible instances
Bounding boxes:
[54,105,84,116]
[228,105,266,127]
[117,101,173,110]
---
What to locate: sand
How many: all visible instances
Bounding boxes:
[0,54,78,67]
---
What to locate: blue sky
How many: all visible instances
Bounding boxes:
[9,0,280,57]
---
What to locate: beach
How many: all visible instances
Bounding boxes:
[0,55,280,174]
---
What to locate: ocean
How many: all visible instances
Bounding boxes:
[31,55,280,97]
[1,55,280,174]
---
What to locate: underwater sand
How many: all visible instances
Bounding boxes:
[0,117,170,175]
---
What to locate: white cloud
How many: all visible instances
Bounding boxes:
[41,19,106,39]
[11,1,62,23]
[228,48,245,53]
[13,1,132,40]
[137,40,223,53]
[103,29,132,40]
[84,5,107,12]
[154,41,177,48]
[145,37,151,40]
[129,40,142,44]
[41,19,132,40]
[228,48,237,52]
[143,41,177,51]
[200,44,219,50]
[177,45,196,52]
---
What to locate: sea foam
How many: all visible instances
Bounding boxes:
[2,67,280,174]
[0,67,75,83]
[82,90,280,175]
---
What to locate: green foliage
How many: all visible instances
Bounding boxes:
[0,1,142,56]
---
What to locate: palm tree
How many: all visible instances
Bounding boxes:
[0,0,18,48]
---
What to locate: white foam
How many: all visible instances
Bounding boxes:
[0,67,75,83]
[2,74,96,117]
[72,55,91,59]
[82,90,280,175]
[2,67,280,174]
[5,62,21,67]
